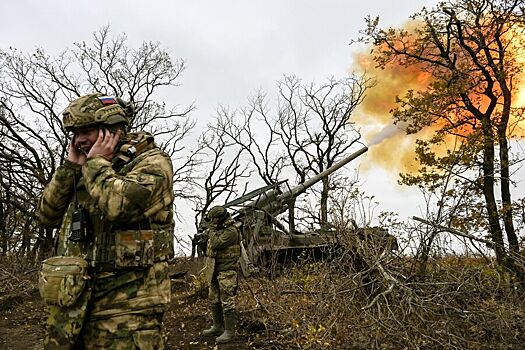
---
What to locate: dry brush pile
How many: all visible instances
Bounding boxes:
[232,228,525,350]
[0,256,40,310]
[1,226,524,350]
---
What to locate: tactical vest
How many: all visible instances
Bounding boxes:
[209,221,241,272]
[56,132,174,271]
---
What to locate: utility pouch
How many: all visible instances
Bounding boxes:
[38,256,89,307]
[114,230,154,268]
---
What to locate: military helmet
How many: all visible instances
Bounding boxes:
[62,93,129,131]
[207,206,228,221]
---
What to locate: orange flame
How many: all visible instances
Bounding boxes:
[353,22,525,175]
[353,51,436,174]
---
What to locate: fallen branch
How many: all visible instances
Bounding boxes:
[412,216,493,245]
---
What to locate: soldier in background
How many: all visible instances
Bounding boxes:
[38,93,174,349]
[191,220,209,258]
[202,206,241,344]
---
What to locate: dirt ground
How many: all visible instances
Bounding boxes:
[0,258,275,350]
[0,287,45,350]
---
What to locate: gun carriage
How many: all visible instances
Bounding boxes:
[209,146,369,275]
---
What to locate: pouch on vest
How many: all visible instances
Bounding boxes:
[114,230,154,268]
[38,256,89,307]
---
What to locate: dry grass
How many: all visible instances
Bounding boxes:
[233,236,525,349]
[0,256,40,310]
[1,237,524,349]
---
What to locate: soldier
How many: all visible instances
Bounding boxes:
[202,206,241,344]
[38,93,174,349]
[191,220,209,258]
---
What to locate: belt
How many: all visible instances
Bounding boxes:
[89,259,168,273]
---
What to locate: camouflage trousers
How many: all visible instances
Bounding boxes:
[208,270,238,312]
[44,262,170,350]
[80,312,166,350]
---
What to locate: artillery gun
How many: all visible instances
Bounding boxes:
[219,146,369,276]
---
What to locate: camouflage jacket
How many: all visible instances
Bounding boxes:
[38,132,175,268]
[207,219,241,272]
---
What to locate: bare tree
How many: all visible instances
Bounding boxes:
[213,74,371,233]
[184,123,254,258]
[0,26,197,258]
[192,76,370,272]
[214,98,288,186]
[194,123,252,226]
[276,75,370,229]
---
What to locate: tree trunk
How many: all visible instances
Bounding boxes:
[320,176,329,230]
[416,230,438,276]
[481,126,506,265]
[0,202,6,255]
[499,133,519,251]
[497,87,523,285]
[497,87,519,254]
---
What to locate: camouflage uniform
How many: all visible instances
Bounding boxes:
[207,220,240,311]
[38,93,174,350]
[202,206,240,343]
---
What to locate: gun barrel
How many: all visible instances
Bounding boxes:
[282,146,368,199]
[234,145,368,217]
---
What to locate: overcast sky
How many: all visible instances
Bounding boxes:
[1,0,443,242]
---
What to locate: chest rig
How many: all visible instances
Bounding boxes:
[208,219,241,262]
[69,132,171,271]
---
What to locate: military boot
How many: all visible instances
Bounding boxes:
[202,303,224,336]
[215,310,235,344]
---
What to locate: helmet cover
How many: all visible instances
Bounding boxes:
[62,93,128,131]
